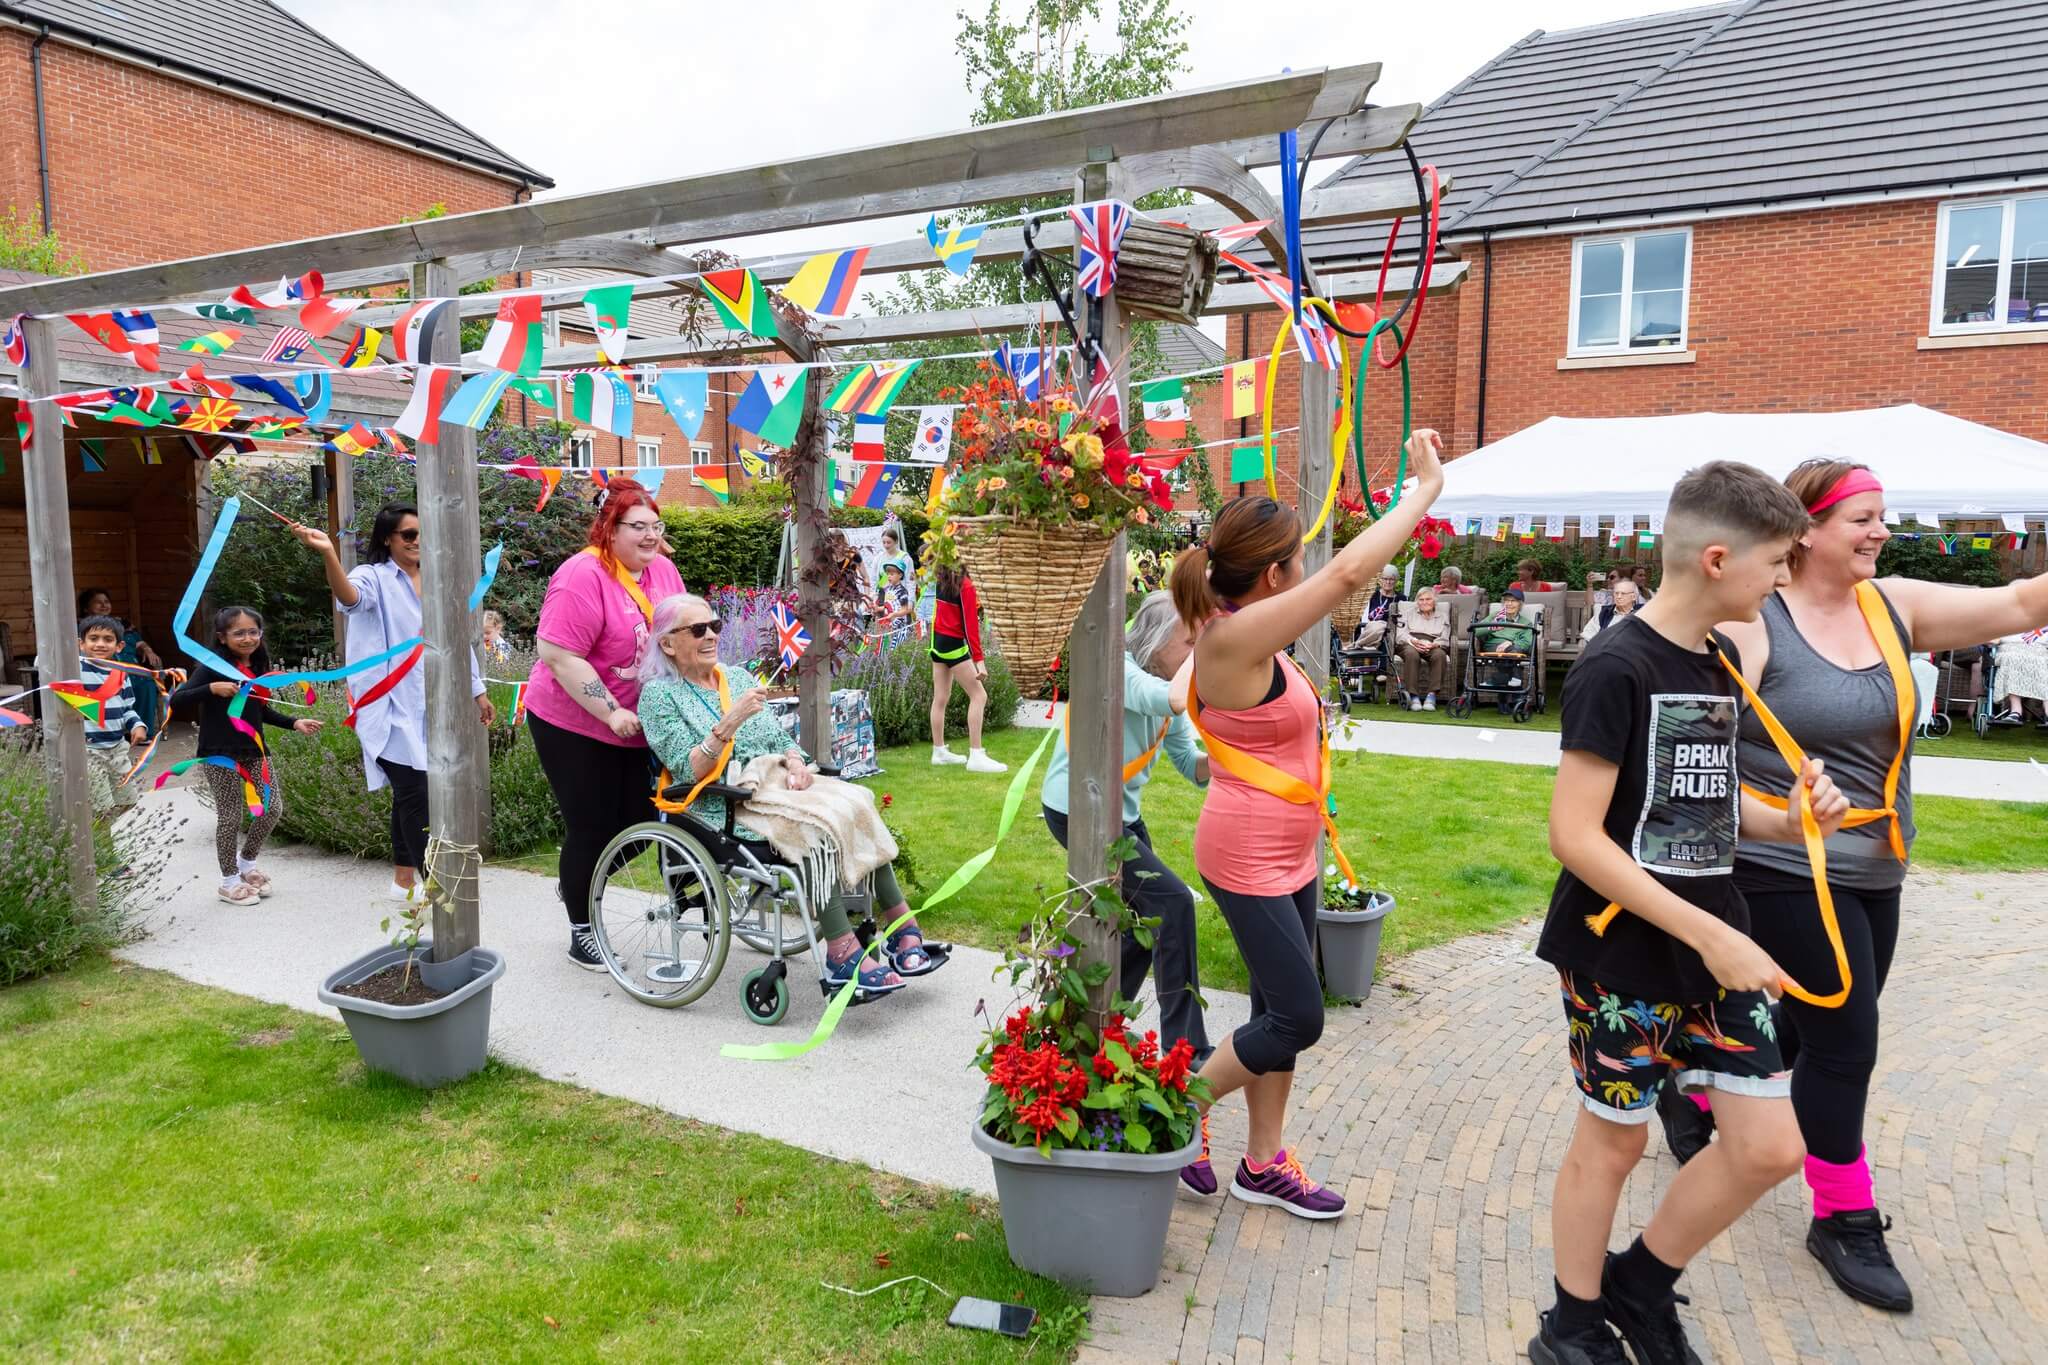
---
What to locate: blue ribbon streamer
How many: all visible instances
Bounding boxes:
[1279,128,1304,328]
[468,542,503,611]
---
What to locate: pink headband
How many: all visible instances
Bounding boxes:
[1805,468,1885,516]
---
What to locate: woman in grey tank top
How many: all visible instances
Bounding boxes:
[1664,459,2048,1315]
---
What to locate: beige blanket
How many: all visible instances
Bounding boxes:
[734,753,898,889]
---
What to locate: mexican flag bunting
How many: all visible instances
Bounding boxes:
[699,269,778,340]
[479,294,544,375]
[730,365,806,447]
[581,284,635,364]
[571,371,635,438]
[1140,378,1188,439]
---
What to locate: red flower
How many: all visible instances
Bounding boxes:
[1418,532,1443,560]
[1018,1092,1066,1140]
[1092,1048,1118,1080]
[880,792,893,809]
[1134,1030,1160,1068]
[1004,1009,1031,1044]
[1156,1038,1195,1092]
[1020,1042,1066,1095]
[1060,1063,1088,1104]
[989,1043,1025,1099]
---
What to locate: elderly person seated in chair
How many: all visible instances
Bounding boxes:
[636,592,942,1000]
[1475,585,1539,690]
[1436,563,1475,595]
[1353,568,1405,654]
[1580,577,1640,647]
[1398,586,1454,711]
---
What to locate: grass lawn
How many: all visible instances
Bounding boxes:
[0,962,1086,1362]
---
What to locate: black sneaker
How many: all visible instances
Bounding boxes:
[1808,1209,1914,1312]
[1601,1254,1703,1365]
[1528,1308,1629,1365]
[1655,1085,1715,1165]
[567,925,606,972]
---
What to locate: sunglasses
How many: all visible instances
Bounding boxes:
[394,528,420,544]
[668,618,723,639]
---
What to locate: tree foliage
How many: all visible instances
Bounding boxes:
[0,205,86,276]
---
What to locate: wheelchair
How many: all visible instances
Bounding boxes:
[586,767,947,1024]
[1331,624,1402,711]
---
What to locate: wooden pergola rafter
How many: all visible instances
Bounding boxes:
[0,66,1425,1006]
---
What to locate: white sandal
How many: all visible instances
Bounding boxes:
[217,881,261,905]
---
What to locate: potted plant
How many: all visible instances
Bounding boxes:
[317,864,505,1088]
[1315,869,1396,1002]
[970,870,1210,1297]
[925,363,1174,696]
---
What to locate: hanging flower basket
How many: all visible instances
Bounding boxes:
[950,515,1115,697]
[1330,582,1374,640]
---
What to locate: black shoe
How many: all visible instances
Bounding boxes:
[567,925,606,972]
[1528,1308,1629,1365]
[1807,1209,1914,1312]
[1601,1254,1703,1365]
[1655,1085,1715,1165]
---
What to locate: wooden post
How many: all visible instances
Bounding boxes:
[326,447,355,652]
[415,260,486,959]
[1066,159,1126,1028]
[791,368,831,757]
[20,316,96,908]
[1294,358,1334,686]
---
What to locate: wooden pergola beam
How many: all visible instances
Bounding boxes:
[0,70,1346,316]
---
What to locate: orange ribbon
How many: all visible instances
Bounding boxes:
[653,665,733,816]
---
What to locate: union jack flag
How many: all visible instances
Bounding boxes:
[1070,202,1132,298]
[260,326,316,365]
[2,313,25,367]
[771,600,811,670]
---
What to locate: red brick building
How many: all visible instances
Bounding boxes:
[1190,0,2048,509]
[0,0,549,667]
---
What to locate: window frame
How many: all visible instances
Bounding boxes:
[635,436,663,467]
[565,431,595,470]
[1930,192,2048,335]
[633,365,659,403]
[1566,227,1693,358]
[689,442,716,467]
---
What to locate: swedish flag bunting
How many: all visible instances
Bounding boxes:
[924,215,984,275]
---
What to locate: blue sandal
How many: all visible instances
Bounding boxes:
[886,926,951,977]
[825,950,905,1000]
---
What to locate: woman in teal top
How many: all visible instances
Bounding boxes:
[636,592,939,995]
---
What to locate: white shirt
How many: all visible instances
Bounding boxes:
[340,560,485,791]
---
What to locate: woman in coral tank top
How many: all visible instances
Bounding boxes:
[1168,429,1444,1220]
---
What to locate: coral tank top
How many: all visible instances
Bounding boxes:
[1193,656,1324,896]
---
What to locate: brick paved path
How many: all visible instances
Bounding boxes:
[1079,871,2048,1364]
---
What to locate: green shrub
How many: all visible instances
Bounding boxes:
[0,743,157,985]
[1877,535,2005,586]
[840,632,1021,749]
[658,503,932,594]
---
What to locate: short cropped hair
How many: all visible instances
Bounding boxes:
[1663,461,1809,569]
[78,614,125,641]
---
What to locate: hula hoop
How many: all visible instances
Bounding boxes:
[1259,310,1292,497]
[1298,298,1353,543]
[1350,318,1412,521]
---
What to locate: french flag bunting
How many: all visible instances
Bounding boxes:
[1070,202,1132,298]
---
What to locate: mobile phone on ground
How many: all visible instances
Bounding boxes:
[947,1296,1037,1338]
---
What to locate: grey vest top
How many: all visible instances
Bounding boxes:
[1735,589,1915,890]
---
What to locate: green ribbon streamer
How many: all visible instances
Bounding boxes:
[1351,319,1411,522]
[721,726,1057,1061]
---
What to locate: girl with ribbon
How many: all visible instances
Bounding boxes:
[524,479,686,972]
[294,503,493,906]
[1697,459,2048,1313]
[167,607,321,904]
[1162,427,1445,1220]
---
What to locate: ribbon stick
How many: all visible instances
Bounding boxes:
[722,728,1056,1062]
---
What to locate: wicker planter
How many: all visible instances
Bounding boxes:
[1330,583,1374,641]
[950,516,1116,697]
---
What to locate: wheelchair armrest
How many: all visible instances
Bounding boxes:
[657,779,755,839]
[814,764,842,779]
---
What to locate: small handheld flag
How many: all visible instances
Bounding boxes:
[771,600,811,670]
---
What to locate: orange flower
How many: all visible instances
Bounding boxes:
[1061,432,1104,469]
[1072,493,1090,509]
[1132,508,1152,524]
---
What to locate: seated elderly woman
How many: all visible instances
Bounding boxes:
[1353,568,1405,653]
[1991,627,2048,726]
[636,592,940,999]
[1436,564,1475,595]
[1398,586,1454,710]
[1475,585,1539,689]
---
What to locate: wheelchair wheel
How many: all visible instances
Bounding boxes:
[590,822,731,1008]
[1974,707,1989,738]
[741,964,789,1025]
[1927,713,1953,739]
[730,863,812,955]
[1447,694,1472,719]
[1513,700,1532,723]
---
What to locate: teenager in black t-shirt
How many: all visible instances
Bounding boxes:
[1530,463,1851,1365]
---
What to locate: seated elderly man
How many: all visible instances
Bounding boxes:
[1475,585,1539,690]
[1580,577,1640,646]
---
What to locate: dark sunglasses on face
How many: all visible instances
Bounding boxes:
[394,529,420,544]
[668,618,722,639]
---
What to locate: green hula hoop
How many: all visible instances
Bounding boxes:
[1351,318,1412,522]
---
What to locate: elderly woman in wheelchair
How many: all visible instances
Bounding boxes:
[587,591,945,1021]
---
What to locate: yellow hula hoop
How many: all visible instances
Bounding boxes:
[1259,310,1291,498]
[1296,297,1353,543]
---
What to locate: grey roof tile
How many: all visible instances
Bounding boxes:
[0,0,549,185]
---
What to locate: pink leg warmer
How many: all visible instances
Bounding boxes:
[1805,1147,1874,1219]
[1688,1092,1712,1114]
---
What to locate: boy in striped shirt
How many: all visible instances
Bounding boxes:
[78,615,148,816]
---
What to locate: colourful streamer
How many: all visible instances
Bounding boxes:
[721,728,1056,1062]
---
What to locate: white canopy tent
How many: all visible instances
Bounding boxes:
[1430,405,2048,528]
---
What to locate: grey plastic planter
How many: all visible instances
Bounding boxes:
[317,941,504,1088]
[1316,891,1396,1001]
[971,1120,1200,1297]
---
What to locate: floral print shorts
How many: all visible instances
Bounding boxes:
[1558,969,1789,1124]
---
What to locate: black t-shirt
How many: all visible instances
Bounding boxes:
[1537,615,1747,1002]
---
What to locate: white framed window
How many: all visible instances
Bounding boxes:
[542,309,561,347]
[634,366,658,402]
[566,432,594,469]
[689,441,715,467]
[635,437,662,466]
[1931,193,2048,332]
[1568,228,1692,355]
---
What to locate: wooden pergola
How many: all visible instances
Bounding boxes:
[0,66,1440,1006]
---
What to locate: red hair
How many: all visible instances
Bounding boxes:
[587,478,662,566]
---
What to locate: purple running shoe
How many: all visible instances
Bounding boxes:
[1181,1114,1217,1195]
[1229,1147,1345,1220]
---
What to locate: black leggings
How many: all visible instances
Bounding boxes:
[377,759,429,873]
[1202,875,1323,1076]
[1741,872,1902,1164]
[528,713,656,927]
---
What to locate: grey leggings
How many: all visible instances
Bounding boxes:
[818,862,904,939]
[1202,875,1324,1075]
[202,762,283,877]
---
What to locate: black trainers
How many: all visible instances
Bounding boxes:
[1528,1308,1629,1365]
[1601,1254,1703,1365]
[1655,1084,1715,1165]
[567,925,606,972]
[1808,1208,1914,1312]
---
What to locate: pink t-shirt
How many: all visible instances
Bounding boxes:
[524,551,686,746]
[1192,657,1324,896]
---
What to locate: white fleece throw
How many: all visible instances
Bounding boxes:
[735,754,898,890]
